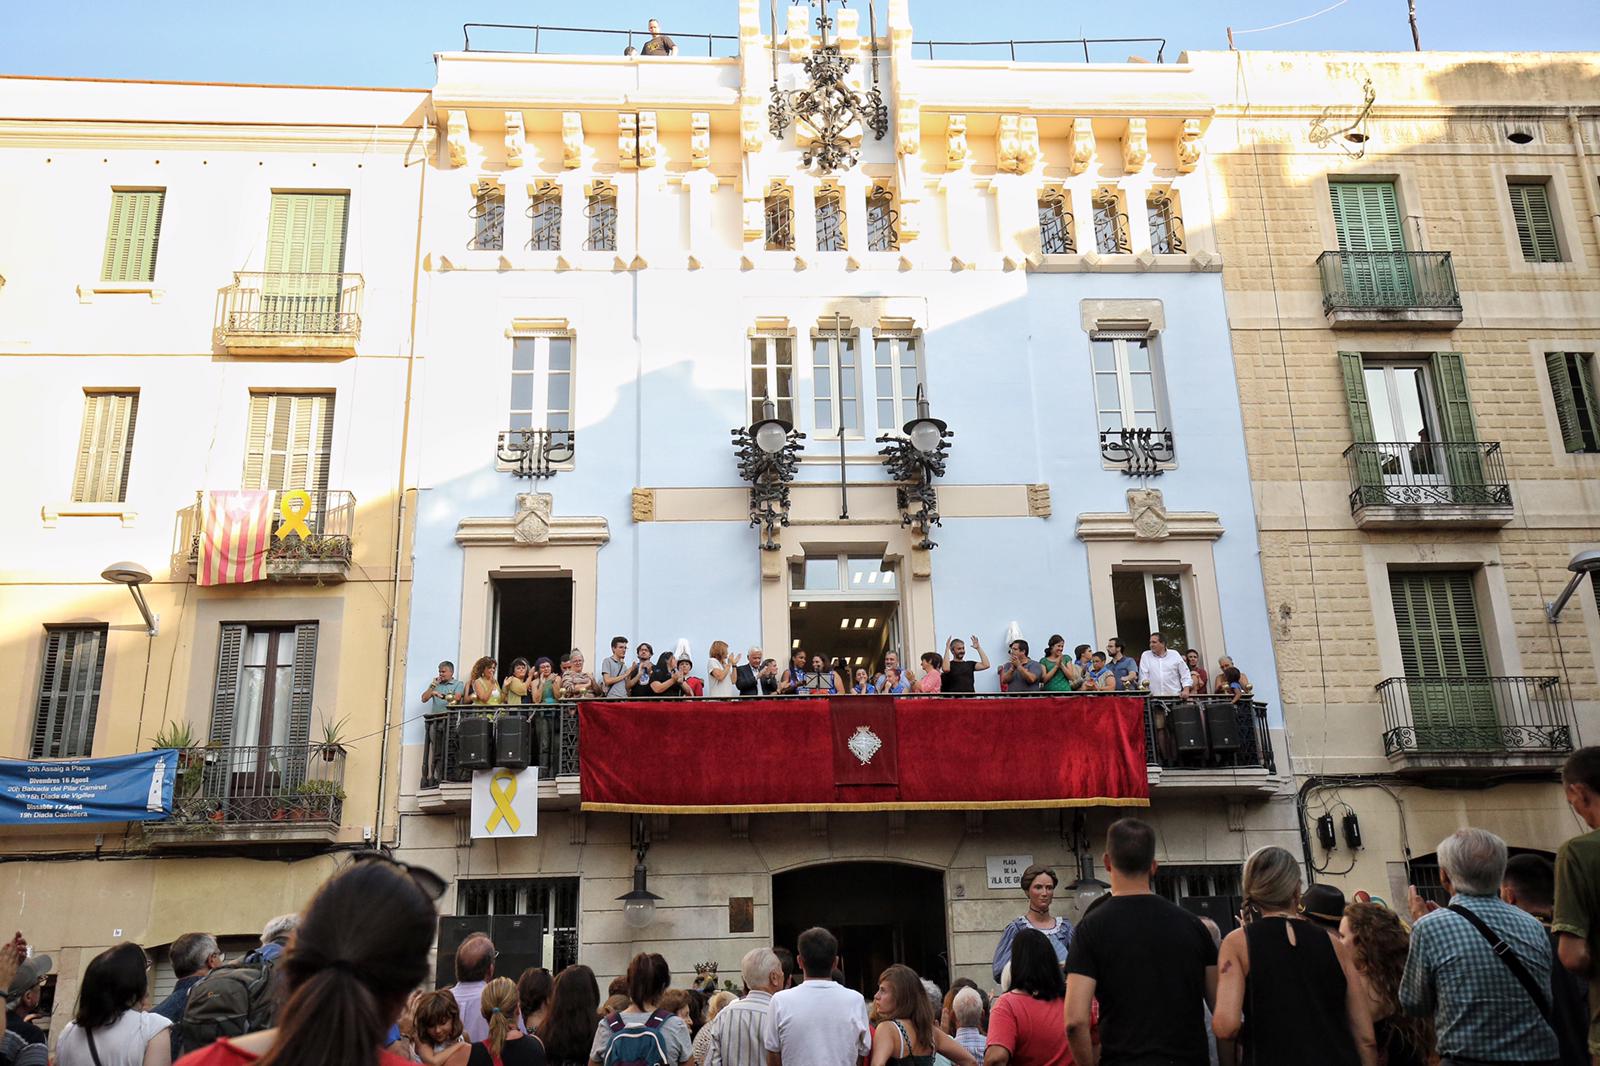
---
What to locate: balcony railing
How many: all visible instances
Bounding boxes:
[220,272,363,349]
[1378,676,1574,758]
[462,22,739,57]
[1343,442,1511,511]
[182,490,356,581]
[422,705,581,790]
[496,429,576,478]
[1101,428,1174,476]
[1316,251,1461,326]
[165,744,345,827]
[1147,697,1275,773]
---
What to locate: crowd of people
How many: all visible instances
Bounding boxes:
[15,748,1600,1066]
[420,633,1255,708]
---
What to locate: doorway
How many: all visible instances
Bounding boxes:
[789,553,902,677]
[492,576,573,674]
[772,861,948,995]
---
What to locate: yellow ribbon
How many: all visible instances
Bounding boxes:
[275,489,313,540]
[485,770,521,833]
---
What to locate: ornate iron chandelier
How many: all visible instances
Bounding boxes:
[769,0,888,173]
[876,387,954,549]
[732,397,807,550]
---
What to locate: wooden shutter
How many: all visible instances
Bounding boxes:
[1573,354,1600,452]
[100,190,165,283]
[287,623,319,751]
[1547,352,1585,452]
[265,193,349,274]
[31,627,107,758]
[1390,571,1496,749]
[71,391,139,503]
[1509,183,1560,263]
[1338,352,1383,498]
[207,624,247,744]
[243,393,334,498]
[1330,182,1404,252]
[1431,353,1484,496]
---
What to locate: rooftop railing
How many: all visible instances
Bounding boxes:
[462,23,739,57]
[912,37,1167,63]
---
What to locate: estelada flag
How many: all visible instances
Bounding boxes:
[197,490,273,586]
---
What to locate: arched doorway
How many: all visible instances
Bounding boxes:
[772,861,949,995]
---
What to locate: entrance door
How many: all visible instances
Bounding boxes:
[772,862,948,994]
[1330,180,1413,304]
[263,193,349,332]
[1389,570,1497,750]
[492,576,574,677]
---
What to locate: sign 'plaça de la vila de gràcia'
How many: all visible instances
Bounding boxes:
[0,750,176,825]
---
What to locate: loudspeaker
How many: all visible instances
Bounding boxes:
[495,716,532,771]
[1180,895,1242,937]
[1204,703,1242,754]
[436,916,491,988]
[1169,701,1207,753]
[457,717,493,770]
[491,913,545,979]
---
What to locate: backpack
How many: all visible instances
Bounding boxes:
[601,1009,673,1066]
[177,949,280,1052]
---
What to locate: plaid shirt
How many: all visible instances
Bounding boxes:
[954,1027,987,1062]
[1399,893,1559,1062]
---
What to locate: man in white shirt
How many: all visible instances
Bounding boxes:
[764,928,869,1066]
[449,932,496,1043]
[705,948,785,1066]
[1138,632,1193,697]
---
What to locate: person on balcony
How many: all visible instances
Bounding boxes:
[1038,636,1076,693]
[871,653,903,693]
[779,649,808,695]
[705,641,739,698]
[421,662,465,710]
[846,667,874,695]
[880,666,909,695]
[678,659,705,697]
[1184,649,1209,693]
[913,653,942,693]
[1223,667,1247,705]
[803,656,842,696]
[1105,639,1139,691]
[502,659,533,704]
[528,658,560,704]
[1213,656,1252,696]
[601,638,638,698]
[1073,645,1095,685]
[1138,633,1193,699]
[1085,652,1116,691]
[736,647,778,696]
[649,652,693,697]
[629,644,657,698]
[466,657,501,705]
[991,864,1073,984]
[640,19,677,56]
[998,640,1042,693]
[941,637,990,693]
[560,650,600,699]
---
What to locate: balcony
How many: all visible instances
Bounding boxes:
[1316,251,1462,330]
[144,743,345,848]
[496,428,576,478]
[218,272,363,355]
[1343,442,1513,528]
[182,490,356,584]
[415,694,1278,809]
[1100,428,1174,476]
[1378,676,1574,775]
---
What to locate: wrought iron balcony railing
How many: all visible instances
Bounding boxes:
[166,744,345,827]
[1343,442,1511,510]
[1101,428,1174,476]
[184,490,356,567]
[1377,676,1574,757]
[221,272,364,339]
[1316,251,1460,313]
[421,705,581,790]
[1146,697,1276,773]
[496,429,576,478]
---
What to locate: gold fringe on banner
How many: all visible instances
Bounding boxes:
[581,796,1152,815]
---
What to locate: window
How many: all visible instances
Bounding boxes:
[748,334,795,426]
[528,182,562,251]
[1328,181,1416,303]
[765,186,794,251]
[457,877,580,973]
[509,335,573,432]
[584,182,616,251]
[867,184,899,252]
[1147,188,1185,254]
[1508,181,1561,262]
[1111,571,1191,657]
[1363,362,1443,477]
[873,332,924,433]
[1092,187,1130,254]
[815,185,846,252]
[1340,352,1484,499]
[71,391,139,502]
[1389,570,1496,749]
[263,193,349,330]
[31,626,107,758]
[101,190,165,283]
[1038,188,1074,254]
[1547,352,1600,452]
[812,327,861,437]
[1090,333,1166,432]
[210,623,318,755]
[244,393,334,497]
[470,182,504,251]
[789,554,901,671]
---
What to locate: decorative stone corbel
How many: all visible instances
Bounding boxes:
[445,110,468,167]
[562,112,584,169]
[691,112,711,168]
[741,95,765,152]
[787,4,812,58]
[1122,118,1148,173]
[1069,117,1094,175]
[637,111,657,168]
[1177,117,1203,173]
[1017,117,1040,173]
[945,114,968,171]
[835,5,860,55]
[996,115,1020,173]
[618,113,638,169]
[896,96,920,156]
[496,112,522,170]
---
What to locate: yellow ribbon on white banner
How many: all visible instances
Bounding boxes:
[485,770,521,833]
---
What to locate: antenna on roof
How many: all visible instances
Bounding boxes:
[1407,0,1421,50]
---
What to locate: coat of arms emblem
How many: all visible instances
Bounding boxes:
[1127,488,1169,541]
[847,725,883,765]
[513,492,553,545]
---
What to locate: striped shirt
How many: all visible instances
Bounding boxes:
[954,1027,986,1062]
[702,990,773,1066]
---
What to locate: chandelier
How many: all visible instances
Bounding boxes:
[768,0,888,173]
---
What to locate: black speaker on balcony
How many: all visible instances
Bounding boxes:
[1180,895,1242,937]
[1169,701,1207,754]
[495,716,532,771]
[435,916,491,988]
[1204,703,1242,754]
[491,912,544,979]
[457,717,494,771]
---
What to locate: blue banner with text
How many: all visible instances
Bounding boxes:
[0,751,177,825]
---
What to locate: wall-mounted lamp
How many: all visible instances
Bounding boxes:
[732,396,806,550]
[1546,550,1600,623]
[101,560,158,635]
[1065,811,1109,911]
[877,386,954,549]
[616,818,663,929]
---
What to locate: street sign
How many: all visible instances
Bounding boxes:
[987,853,1034,891]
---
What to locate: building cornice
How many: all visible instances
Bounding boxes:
[455,514,610,547]
[0,120,427,152]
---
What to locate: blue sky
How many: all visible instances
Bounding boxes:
[3,0,1597,87]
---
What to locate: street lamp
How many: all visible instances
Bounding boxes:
[1065,811,1109,911]
[616,818,663,929]
[732,397,806,550]
[877,386,954,549]
[1546,550,1600,623]
[101,560,158,635]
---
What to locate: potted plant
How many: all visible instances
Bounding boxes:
[293,779,347,821]
[149,721,198,767]
[316,715,350,762]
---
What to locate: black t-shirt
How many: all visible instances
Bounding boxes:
[6,1009,46,1047]
[641,35,676,55]
[943,659,977,693]
[468,1036,545,1066]
[628,668,656,698]
[1064,894,1217,1066]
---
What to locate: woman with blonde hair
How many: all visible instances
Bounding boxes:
[704,641,738,698]
[1213,846,1376,1066]
[467,657,501,705]
[469,978,543,1066]
[868,964,976,1066]
[1339,903,1432,1066]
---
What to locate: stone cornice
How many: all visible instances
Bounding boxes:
[455,514,611,547]
[0,121,427,152]
[1076,510,1224,542]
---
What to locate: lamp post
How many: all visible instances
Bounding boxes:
[732,397,806,550]
[1546,550,1600,623]
[876,386,953,549]
[101,560,158,635]
[616,818,664,929]
[1065,811,1109,911]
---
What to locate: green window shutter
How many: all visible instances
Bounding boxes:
[31,627,107,758]
[265,194,350,326]
[1329,181,1404,252]
[1509,183,1561,262]
[1339,352,1383,502]
[1546,352,1585,453]
[100,190,165,283]
[71,392,139,503]
[1572,354,1600,451]
[1390,571,1496,751]
[1431,352,1484,496]
[286,623,319,754]
[207,624,247,745]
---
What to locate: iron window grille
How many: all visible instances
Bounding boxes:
[1093,188,1132,254]
[528,184,563,251]
[470,184,505,251]
[815,186,847,252]
[1147,190,1186,254]
[1038,188,1075,254]
[584,184,617,251]
[457,876,581,973]
[765,188,795,251]
[867,184,899,251]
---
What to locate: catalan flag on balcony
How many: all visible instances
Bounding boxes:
[197,490,273,586]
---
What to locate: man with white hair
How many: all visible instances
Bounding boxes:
[950,987,986,1062]
[255,914,298,963]
[703,947,784,1066]
[1400,827,1560,1065]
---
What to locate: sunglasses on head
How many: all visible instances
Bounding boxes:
[346,850,448,901]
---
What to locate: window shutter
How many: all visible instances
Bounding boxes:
[100,190,164,283]
[71,392,139,503]
[1338,352,1377,442]
[243,394,272,488]
[1390,571,1495,748]
[1329,183,1350,249]
[1510,184,1560,262]
[70,394,103,503]
[208,624,247,744]
[1572,354,1600,450]
[1431,353,1484,495]
[1546,352,1585,453]
[287,623,319,752]
[31,628,106,758]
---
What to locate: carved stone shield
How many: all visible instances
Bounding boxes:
[513,492,553,545]
[1127,488,1169,540]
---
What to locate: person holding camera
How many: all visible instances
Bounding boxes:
[421,661,465,710]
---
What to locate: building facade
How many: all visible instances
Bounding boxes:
[1194,50,1600,900]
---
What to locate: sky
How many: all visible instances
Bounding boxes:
[1,0,1597,88]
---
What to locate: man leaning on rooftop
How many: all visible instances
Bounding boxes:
[641,18,677,56]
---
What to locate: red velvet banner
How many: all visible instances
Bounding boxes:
[578,696,1150,813]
